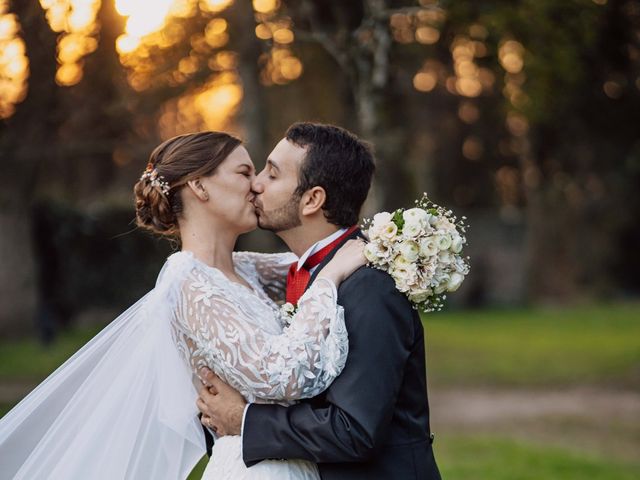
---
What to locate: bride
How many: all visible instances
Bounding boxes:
[0,131,365,479]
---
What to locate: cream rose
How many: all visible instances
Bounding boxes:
[403,208,428,225]
[364,242,392,265]
[435,217,455,232]
[450,234,463,253]
[408,288,432,303]
[436,234,452,251]
[393,254,411,269]
[372,211,393,228]
[446,272,464,292]
[399,240,420,262]
[364,243,381,264]
[393,273,410,293]
[379,222,398,241]
[438,250,452,265]
[419,238,438,257]
[403,221,424,239]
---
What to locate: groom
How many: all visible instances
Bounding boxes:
[197,122,441,479]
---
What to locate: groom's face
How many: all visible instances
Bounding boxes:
[252,138,306,232]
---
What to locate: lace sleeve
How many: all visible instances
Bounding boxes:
[232,251,296,303]
[172,268,348,402]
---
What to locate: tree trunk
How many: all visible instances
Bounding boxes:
[228,1,268,160]
[0,1,58,336]
[0,210,38,336]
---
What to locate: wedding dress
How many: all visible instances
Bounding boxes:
[0,250,348,480]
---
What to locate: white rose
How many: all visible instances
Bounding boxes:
[392,260,418,286]
[366,225,381,241]
[393,273,410,292]
[379,222,398,241]
[403,208,428,225]
[435,217,455,232]
[403,221,424,239]
[438,250,452,265]
[408,288,432,303]
[446,272,465,292]
[393,254,411,270]
[436,234,452,251]
[450,234,463,253]
[426,213,438,226]
[372,212,393,228]
[364,243,381,264]
[419,238,438,257]
[399,240,420,262]
[364,242,392,265]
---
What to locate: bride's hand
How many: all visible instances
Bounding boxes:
[318,239,367,286]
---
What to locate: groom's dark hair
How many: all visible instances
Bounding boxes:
[286,122,375,227]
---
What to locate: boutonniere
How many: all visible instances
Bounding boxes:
[279,302,297,324]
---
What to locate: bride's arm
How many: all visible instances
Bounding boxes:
[172,268,348,402]
[232,251,297,303]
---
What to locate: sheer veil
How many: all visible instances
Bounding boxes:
[0,255,206,479]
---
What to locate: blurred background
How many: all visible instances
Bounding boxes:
[1,0,639,478]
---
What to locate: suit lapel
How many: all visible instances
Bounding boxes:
[306,228,365,291]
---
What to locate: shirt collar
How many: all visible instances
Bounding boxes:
[296,227,349,271]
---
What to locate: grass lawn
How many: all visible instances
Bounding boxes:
[2,303,638,388]
[435,434,640,480]
[423,302,640,388]
[1,303,638,478]
[184,433,640,480]
[0,327,103,381]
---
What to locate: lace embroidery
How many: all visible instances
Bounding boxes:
[167,251,348,403]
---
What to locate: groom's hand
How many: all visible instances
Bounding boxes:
[197,367,246,437]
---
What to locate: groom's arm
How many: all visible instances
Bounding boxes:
[242,268,415,465]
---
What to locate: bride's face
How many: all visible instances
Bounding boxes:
[198,146,258,233]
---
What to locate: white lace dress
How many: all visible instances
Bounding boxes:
[166,251,349,479]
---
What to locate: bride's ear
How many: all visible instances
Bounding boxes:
[300,186,326,216]
[186,179,210,202]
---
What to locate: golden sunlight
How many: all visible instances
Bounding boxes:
[158,71,243,137]
[260,47,303,85]
[39,0,100,86]
[499,40,525,74]
[200,0,234,13]
[0,1,29,118]
[115,0,174,38]
[253,0,279,14]
[445,35,483,97]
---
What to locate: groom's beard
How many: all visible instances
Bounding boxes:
[256,194,302,233]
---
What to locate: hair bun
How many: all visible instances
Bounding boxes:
[134,177,177,236]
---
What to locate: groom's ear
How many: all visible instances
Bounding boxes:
[300,186,327,217]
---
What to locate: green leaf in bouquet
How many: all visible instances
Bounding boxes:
[392,209,405,231]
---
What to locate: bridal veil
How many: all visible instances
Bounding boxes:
[0,256,206,479]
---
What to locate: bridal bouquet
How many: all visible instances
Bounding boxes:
[363,194,470,313]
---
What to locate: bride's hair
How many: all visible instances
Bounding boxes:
[134,131,242,237]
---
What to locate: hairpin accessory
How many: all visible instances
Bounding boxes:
[140,166,171,196]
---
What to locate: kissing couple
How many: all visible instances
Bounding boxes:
[0,122,441,480]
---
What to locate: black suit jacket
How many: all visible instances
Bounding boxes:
[242,229,441,479]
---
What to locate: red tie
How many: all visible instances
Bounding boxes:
[286,226,358,305]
